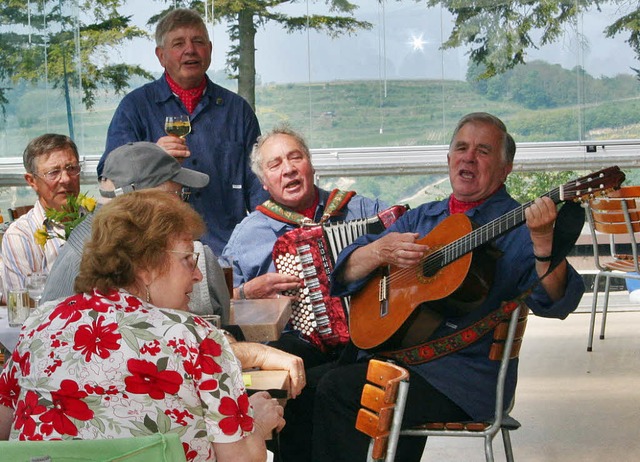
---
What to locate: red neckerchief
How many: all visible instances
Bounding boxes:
[165,73,206,114]
[299,189,320,220]
[448,184,503,214]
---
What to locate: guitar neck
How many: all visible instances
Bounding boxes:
[431,187,563,269]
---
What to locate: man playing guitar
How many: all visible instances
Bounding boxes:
[312,112,587,461]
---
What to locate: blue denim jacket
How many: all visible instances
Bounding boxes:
[332,187,585,420]
[100,74,268,254]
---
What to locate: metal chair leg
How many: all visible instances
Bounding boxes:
[502,429,515,462]
[588,272,602,351]
[600,274,612,340]
[484,436,495,462]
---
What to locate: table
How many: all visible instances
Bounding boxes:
[230,298,291,342]
[0,306,21,353]
[244,369,291,415]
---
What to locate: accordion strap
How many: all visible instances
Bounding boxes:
[257,189,356,226]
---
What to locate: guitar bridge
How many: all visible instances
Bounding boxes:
[378,273,389,317]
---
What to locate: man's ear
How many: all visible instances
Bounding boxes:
[155,46,165,67]
[24,173,38,191]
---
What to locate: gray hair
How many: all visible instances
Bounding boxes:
[155,8,209,47]
[449,112,516,164]
[23,134,79,175]
[250,124,312,182]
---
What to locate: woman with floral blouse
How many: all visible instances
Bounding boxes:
[0,189,284,462]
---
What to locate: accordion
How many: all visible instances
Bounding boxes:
[272,205,407,352]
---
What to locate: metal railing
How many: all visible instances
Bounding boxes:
[0,139,638,186]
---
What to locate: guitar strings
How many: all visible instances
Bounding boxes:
[380,187,562,289]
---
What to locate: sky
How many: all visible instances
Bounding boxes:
[119,1,639,84]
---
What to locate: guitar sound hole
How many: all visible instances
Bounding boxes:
[421,259,441,278]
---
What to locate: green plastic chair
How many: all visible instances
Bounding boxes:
[0,433,187,462]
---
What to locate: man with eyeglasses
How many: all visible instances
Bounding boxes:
[1,133,82,292]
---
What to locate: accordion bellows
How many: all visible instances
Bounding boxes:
[272,205,408,352]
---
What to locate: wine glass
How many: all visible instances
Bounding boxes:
[165,115,191,138]
[26,272,47,309]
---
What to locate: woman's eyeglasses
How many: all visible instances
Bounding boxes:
[168,187,191,202]
[35,163,83,182]
[167,250,200,272]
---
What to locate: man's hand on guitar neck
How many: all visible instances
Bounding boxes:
[339,232,428,283]
[524,196,568,301]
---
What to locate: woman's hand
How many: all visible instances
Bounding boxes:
[249,391,286,438]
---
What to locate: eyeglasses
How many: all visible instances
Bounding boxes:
[177,187,191,202]
[34,163,83,182]
[166,187,191,202]
[167,250,200,272]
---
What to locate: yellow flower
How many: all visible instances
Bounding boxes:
[36,192,96,246]
[34,225,49,247]
[79,194,97,212]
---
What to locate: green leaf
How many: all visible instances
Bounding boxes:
[143,414,159,433]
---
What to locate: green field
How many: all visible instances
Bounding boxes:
[1,71,639,206]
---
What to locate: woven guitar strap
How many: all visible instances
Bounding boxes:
[379,293,530,365]
[256,189,356,226]
[379,200,586,366]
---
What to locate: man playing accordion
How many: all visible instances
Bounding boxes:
[222,124,387,460]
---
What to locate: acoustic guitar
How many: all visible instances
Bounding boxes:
[349,166,626,350]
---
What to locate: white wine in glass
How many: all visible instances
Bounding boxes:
[165,115,191,138]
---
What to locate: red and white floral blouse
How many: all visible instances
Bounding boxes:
[0,289,253,461]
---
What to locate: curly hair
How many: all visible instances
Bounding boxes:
[75,189,205,294]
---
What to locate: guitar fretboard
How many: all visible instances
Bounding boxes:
[424,187,563,274]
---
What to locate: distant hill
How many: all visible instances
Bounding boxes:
[1,62,638,204]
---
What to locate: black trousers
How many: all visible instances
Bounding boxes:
[267,333,345,462]
[311,360,471,462]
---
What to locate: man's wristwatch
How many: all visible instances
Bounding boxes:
[238,283,247,300]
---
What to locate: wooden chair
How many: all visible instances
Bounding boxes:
[585,185,640,351]
[356,359,410,462]
[358,304,528,462]
[8,205,34,221]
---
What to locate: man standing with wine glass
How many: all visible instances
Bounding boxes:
[100,8,267,255]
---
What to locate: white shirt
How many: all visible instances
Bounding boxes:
[1,200,64,291]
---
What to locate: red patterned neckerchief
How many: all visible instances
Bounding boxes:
[257,189,356,226]
[298,189,320,220]
[448,184,503,214]
[165,72,206,114]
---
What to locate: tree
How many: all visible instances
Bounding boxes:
[0,1,153,134]
[150,1,371,109]
[423,1,640,79]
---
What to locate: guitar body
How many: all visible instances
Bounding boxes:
[350,214,494,350]
[348,166,625,350]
